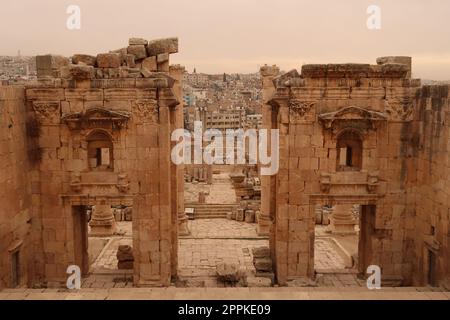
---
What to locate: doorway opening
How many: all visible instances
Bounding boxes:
[10,250,20,288]
[314,204,375,286]
[72,204,134,288]
[427,249,437,287]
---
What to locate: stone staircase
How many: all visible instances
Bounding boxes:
[185,203,239,219]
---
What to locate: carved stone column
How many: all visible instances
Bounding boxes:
[89,204,116,237]
[327,204,357,235]
[258,64,280,236]
[170,64,190,238]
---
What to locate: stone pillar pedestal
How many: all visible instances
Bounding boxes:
[257,211,271,236]
[198,192,206,204]
[178,211,190,236]
[327,204,357,235]
[89,204,116,237]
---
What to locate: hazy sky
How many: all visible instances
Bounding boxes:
[1,0,449,79]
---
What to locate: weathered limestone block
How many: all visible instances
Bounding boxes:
[158,61,169,72]
[127,45,147,60]
[377,56,412,76]
[252,246,270,258]
[110,47,127,58]
[140,68,152,78]
[117,244,134,270]
[36,55,70,78]
[157,53,169,63]
[255,271,275,284]
[107,68,120,78]
[147,38,178,56]
[273,69,300,87]
[72,54,97,66]
[129,37,148,46]
[124,54,136,68]
[142,56,157,72]
[236,208,244,221]
[244,210,255,223]
[96,53,121,68]
[246,276,272,287]
[254,258,272,272]
[216,263,242,282]
[61,64,95,80]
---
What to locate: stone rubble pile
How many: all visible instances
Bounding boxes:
[37,37,178,81]
[216,263,243,283]
[251,246,274,286]
[117,244,134,270]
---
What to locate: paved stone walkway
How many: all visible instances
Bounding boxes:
[0,287,448,300]
[84,219,359,287]
[90,237,132,273]
[314,239,347,270]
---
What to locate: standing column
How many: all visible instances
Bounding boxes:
[258,65,279,236]
[170,65,190,237]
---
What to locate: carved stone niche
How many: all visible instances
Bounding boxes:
[319,106,387,135]
[62,107,130,131]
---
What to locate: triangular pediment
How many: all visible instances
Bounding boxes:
[319,106,387,130]
[319,106,387,121]
[62,108,130,130]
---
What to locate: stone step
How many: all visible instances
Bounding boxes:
[185,204,239,219]
[194,215,228,219]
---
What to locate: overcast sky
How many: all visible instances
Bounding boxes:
[1,0,449,79]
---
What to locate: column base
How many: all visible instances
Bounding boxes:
[178,222,190,236]
[178,213,190,236]
[89,219,116,237]
[257,215,271,236]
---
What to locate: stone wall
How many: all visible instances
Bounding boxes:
[408,85,450,287]
[21,38,182,287]
[261,59,425,285]
[0,86,41,288]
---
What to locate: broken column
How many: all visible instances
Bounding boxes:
[258,65,279,236]
[252,246,274,284]
[89,204,116,237]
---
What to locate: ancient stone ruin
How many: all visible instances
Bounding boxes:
[0,37,449,291]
